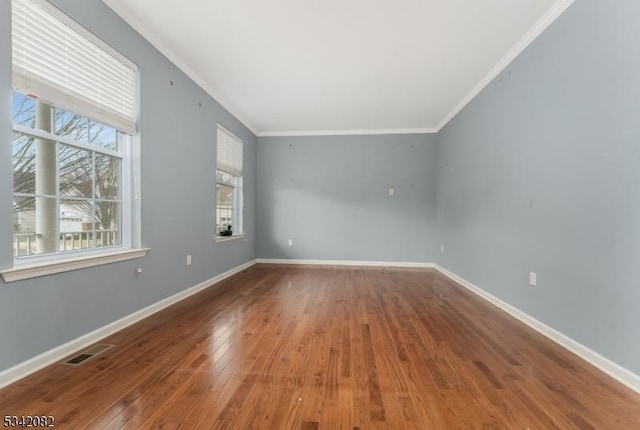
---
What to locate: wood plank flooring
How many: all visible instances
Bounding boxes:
[1,264,640,429]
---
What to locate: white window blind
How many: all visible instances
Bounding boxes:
[217,124,243,176]
[12,0,138,133]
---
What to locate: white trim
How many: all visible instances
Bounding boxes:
[1,248,150,282]
[120,132,134,251]
[257,128,437,137]
[214,234,246,243]
[435,0,575,132]
[101,0,259,137]
[0,259,257,389]
[103,1,573,138]
[256,258,435,268]
[433,264,640,394]
[104,0,434,139]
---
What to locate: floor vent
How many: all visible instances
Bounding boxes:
[63,344,114,367]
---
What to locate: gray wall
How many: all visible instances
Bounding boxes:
[0,0,256,372]
[3,0,639,380]
[436,0,640,374]
[257,135,438,262]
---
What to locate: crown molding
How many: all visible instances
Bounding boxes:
[104,0,574,138]
[257,128,437,137]
[102,0,260,137]
[435,0,575,132]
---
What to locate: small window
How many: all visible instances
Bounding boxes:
[216,125,243,237]
[11,0,139,262]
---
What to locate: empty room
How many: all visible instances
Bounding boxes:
[1,0,640,428]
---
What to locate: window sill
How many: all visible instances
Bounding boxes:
[1,248,150,283]
[214,234,246,243]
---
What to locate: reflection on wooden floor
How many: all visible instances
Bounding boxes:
[1,264,640,428]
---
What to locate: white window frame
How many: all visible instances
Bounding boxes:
[215,124,244,240]
[2,0,146,281]
[11,105,134,265]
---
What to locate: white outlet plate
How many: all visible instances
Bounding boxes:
[440,244,445,252]
[389,187,394,196]
[187,255,192,266]
[288,239,293,247]
[529,272,537,286]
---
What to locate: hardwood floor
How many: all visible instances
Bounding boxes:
[1,264,640,429]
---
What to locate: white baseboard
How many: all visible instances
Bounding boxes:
[256,258,435,268]
[433,264,640,394]
[0,259,257,390]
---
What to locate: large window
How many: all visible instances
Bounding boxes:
[11,0,138,262]
[216,124,243,237]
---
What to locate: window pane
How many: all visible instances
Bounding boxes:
[59,204,88,251]
[95,153,121,200]
[59,230,94,252]
[216,184,234,234]
[60,199,93,251]
[54,107,90,142]
[12,132,36,194]
[55,107,119,151]
[13,196,36,257]
[216,169,236,185]
[13,196,57,257]
[89,120,118,151]
[96,201,121,247]
[12,93,35,128]
[59,144,93,197]
[60,200,93,230]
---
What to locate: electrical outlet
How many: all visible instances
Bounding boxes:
[529,272,536,286]
[288,239,293,247]
[440,244,445,253]
[136,267,142,274]
[389,186,394,196]
[187,254,192,266]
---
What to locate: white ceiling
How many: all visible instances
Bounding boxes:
[103,0,573,136]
